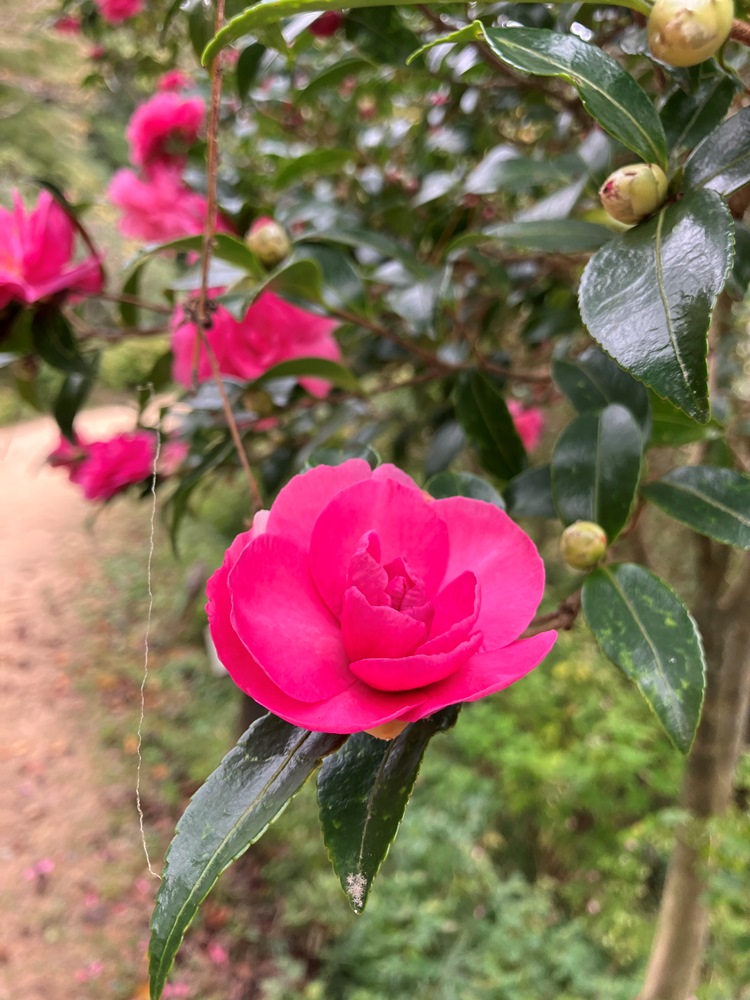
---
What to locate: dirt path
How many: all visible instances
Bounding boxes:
[0,408,157,1000]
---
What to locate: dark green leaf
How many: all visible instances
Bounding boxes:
[236,43,266,100]
[477,26,667,167]
[303,443,380,470]
[53,360,99,441]
[256,357,359,393]
[551,403,643,540]
[552,346,651,434]
[579,188,733,423]
[642,466,750,549]
[149,715,344,1000]
[317,707,459,914]
[504,466,556,519]
[275,148,353,188]
[137,352,174,414]
[451,220,612,256]
[455,372,527,482]
[728,221,750,298]
[661,76,737,157]
[135,233,263,277]
[120,264,144,328]
[296,243,366,312]
[648,392,722,446]
[188,0,214,63]
[426,471,506,508]
[31,310,91,375]
[684,106,750,197]
[204,0,423,59]
[167,436,236,549]
[582,564,706,752]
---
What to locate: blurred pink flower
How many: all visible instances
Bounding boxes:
[159,440,189,476]
[171,290,340,397]
[74,960,104,983]
[23,858,55,881]
[309,11,344,36]
[94,0,143,23]
[0,191,102,309]
[207,941,229,966]
[163,984,191,998]
[157,70,193,92]
[71,432,155,501]
[53,15,81,34]
[507,400,544,452]
[108,165,217,244]
[126,93,205,167]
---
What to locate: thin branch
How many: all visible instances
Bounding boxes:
[522,591,581,637]
[99,291,174,315]
[730,18,750,47]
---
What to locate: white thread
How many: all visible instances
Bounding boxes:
[136,388,162,880]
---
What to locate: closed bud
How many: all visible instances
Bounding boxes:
[247,217,291,268]
[648,0,734,67]
[560,521,608,570]
[599,163,668,225]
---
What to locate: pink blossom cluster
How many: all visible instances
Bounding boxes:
[0,191,102,309]
[507,399,544,452]
[208,460,556,735]
[94,0,143,24]
[48,431,187,502]
[108,74,214,244]
[170,290,341,396]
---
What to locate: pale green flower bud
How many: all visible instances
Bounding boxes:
[648,0,734,67]
[560,521,608,570]
[599,163,668,226]
[247,217,292,268]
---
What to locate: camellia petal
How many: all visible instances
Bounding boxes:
[310,478,450,616]
[418,571,479,656]
[229,533,353,703]
[349,632,483,692]
[266,460,373,552]
[399,631,558,721]
[433,497,545,648]
[341,586,428,662]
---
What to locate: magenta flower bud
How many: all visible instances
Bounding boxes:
[599,163,668,226]
[560,521,608,570]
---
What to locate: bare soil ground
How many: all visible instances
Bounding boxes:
[0,409,159,1000]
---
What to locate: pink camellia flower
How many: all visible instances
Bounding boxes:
[126,93,205,167]
[66,431,155,501]
[53,15,81,34]
[94,0,143,24]
[157,69,193,92]
[108,165,217,243]
[309,11,344,36]
[48,431,186,500]
[207,460,556,736]
[171,291,340,398]
[0,191,102,309]
[508,400,544,452]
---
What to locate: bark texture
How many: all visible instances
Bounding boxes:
[638,550,750,1000]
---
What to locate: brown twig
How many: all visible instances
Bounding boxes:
[522,591,581,637]
[191,0,262,513]
[99,291,174,315]
[730,18,750,47]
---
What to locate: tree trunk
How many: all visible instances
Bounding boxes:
[638,551,750,1000]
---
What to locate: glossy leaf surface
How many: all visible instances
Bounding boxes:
[455,372,527,482]
[579,189,733,422]
[149,716,344,999]
[552,346,650,434]
[318,707,459,913]
[685,106,750,197]
[642,466,750,549]
[582,564,706,753]
[551,404,642,539]
[426,470,506,508]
